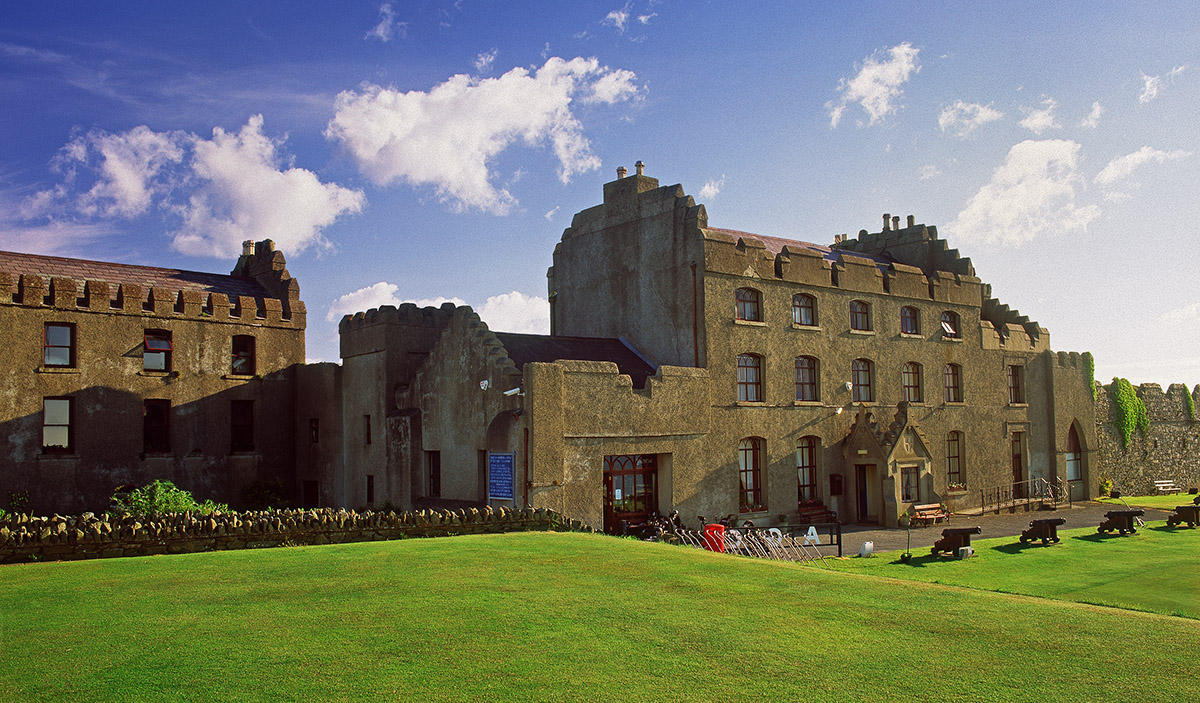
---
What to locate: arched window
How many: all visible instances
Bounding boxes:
[941,310,961,338]
[902,362,923,403]
[900,306,920,335]
[738,437,765,512]
[792,293,817,326]
[796,436,819,503]
[737,353,762,402]
[794,356,819,401]
[851,358,873,402]
[943,363,963,403]
[946,431,964,486]
[849,300,871,331]
[735,287,762,321]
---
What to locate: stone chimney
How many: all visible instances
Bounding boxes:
[892,216,900,231]
[617,166,627,179]
[635,160,645,176]
[242,240,255,256]
[882,213,891,231]
[907,214,915,228]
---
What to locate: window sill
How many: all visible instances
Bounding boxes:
[940,336,963,343]
[944,401,966,407]
[39,452,75,459]
[138,370,171,377]
[899,332,923,340]
[792,400,822,407]
[733,319,768,327]
[736,401,767,407]
[903,401,928,407]
[849,329,875,336]
[36,366,80,374]
[223,374,256,381]
[1008,402,1029,408]
[791,323,821,331]
[229,451,260,458]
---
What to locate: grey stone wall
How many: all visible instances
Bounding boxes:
[1095,382,1200,494]
[0,506,591,564]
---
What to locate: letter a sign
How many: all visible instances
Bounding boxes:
[804,526,821,545]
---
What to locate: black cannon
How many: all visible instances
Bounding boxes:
[931,526,982,556]
[1097,509,1144,535]
[1019,517,1066,544]
[1166,504,1200,528]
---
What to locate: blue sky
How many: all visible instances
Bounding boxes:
[1,1,1197,386]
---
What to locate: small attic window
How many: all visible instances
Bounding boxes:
[735,288,762,321]
[941,311,961,338]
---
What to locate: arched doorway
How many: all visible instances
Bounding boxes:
[1066,423,1084,501]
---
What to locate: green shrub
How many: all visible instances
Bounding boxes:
[1081,351,1097,400]
[1109,378,1149,447]
[109,480,228,518]
[6,490,30,515]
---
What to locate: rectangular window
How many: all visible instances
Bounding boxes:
[363,414,372,445]
[852,359,873,403]
[792,294,816,326]
[944,364,963,403]
[1007,365,1025,404]
[308,418,319,444]
[794,357,818,401]
[901,466,919,502]
[143,399,170,454]
[737,354,762,402]
[902,363,923,403]
[143,330,172,372]
[366,474,375,504]
[426,450,441,498]
[796,438,818,503]
[738,439,764,512]
[946,432,963,485]
[231,335,256,375]
[849,301,871,331]
[42,397,73,453]
[43,323,75,368]
[230,399,254,453]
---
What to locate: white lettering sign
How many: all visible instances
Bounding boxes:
[804,526,821,545]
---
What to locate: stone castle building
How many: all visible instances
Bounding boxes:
[6,166,1185,529]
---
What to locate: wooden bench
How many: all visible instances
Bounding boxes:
[910,503,949,527]
[1154,480,1179,494]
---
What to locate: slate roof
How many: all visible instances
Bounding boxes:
[0,250,270,300]
[706,227,892,267]
[493,332,657,389]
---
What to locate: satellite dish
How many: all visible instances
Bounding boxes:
[479,380,490,391]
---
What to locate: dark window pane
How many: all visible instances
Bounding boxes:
[43,426,69,449]
[45,325,72,347]
[44,399,71,424]
[44,347,71,367]
[143,351,167,371]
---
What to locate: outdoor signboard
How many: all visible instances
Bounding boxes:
[488,452,515,500]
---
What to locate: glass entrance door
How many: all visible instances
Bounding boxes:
[603,455,658,534]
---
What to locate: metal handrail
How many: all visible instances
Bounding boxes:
[976,476,1068,515]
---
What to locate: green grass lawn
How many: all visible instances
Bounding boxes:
[2,532,1198,702]
[828,521,1200,619]
[1099,493,1198,510]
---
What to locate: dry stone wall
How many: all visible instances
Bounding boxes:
[1095,382,1200,495]
[0,506,592,564]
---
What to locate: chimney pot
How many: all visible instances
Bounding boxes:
[882,213,891,231]
[242,240,254,256]
[635,160,645,176]
[892,216,900,230]
[617,166,627,179]
[907,214,915,228]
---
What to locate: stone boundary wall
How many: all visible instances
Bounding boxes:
[0,506,593,564]
[1095,381,1200,495]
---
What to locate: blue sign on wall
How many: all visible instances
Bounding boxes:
[488,452,515,500]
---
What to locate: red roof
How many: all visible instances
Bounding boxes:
[0,250,269,299]
[706,227,890,266]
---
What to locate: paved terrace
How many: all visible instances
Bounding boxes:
[839,501,1171,554]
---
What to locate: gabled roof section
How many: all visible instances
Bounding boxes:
[705,227,893,268]
[494,333,657,389]
[0,250,271,300]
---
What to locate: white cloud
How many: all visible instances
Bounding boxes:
[477,290,550,334]
[1079,101,1104,128]
[1018,97,1060,134]
[827,42,920,127]
[326,281,402,321]
[403,295,468,309]
[637,13,656,25]
[1162,302,1200,325]
[365,3,406,42]
[325,57,640,214]
[1139,65,1186,103]
[544,206,560,220]
[602,3,631,33]
[174,116,365,257]
[35,117,364,259]
[698,175,725,199]
[949,139,1099,247]
[937,100,1002,138]
[1094,146,1190,186]
[474,49,497,74]
[57,126,185,218]
[918,164,941,181]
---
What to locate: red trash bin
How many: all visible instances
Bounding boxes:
[702,523,726,552]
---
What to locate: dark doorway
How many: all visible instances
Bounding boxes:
[1011,432,1025,498]
[854,464,875,524]
[425,450,441,498]
[603,455,657,534]
[302,480,319,508]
